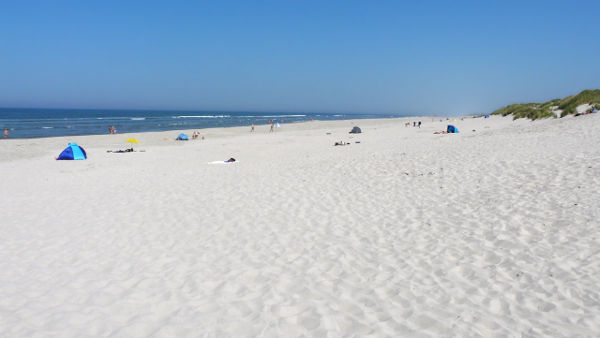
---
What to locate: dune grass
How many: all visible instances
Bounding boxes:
[492,89,600,120]
[491,101,558,120]
[558,89,600,117]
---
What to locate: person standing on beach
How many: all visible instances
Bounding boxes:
[418,121,421,128]
[270,121,274,132]
[3,128,8,138]
[251,123,255,132]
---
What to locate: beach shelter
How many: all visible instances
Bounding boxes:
[125,138,139,151]
[447,125,459,133]
[349,126,362,134]
[176,133,189,141]
[57,143,87,160]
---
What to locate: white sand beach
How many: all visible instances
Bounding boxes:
[1,115,599,336]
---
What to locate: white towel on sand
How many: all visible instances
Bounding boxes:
[208,161,238,164]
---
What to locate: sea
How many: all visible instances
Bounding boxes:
[0,108,403,139]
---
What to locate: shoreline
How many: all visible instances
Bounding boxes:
[0,112,417,140]
[0,116,450,161]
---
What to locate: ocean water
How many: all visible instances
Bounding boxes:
[0,108,402,139]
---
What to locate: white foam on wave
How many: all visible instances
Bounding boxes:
[237,114,307,118]
[173,115,231,119]
[260,115,306,118]
[130,118,146,121]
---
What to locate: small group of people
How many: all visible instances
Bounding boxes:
[192,131,204,140]
[334,141,350,146]
[405,121,422,128]
[108,125,117,134]
[269,120,281,132]
[251,120,282,133]
[576,105,599,116]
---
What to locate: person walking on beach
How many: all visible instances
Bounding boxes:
[418,121,421,128]
[251,123,255,132]
[3,128,8,138]
[270,121,274,132]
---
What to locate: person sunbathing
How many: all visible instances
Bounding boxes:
[107,148,134,153]
[225,157,236,162]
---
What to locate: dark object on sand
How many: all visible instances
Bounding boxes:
[447,125,459,133]
[226,158,236,162]
[349,126,362,134]
[107,148,134,153]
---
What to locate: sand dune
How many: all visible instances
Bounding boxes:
[1,115,599,336]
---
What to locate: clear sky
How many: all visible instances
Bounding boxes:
[1,0,599,114]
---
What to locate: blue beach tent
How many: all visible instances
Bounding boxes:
[447,125,459,133]
[176,133,189,141]
[57,143,87,160]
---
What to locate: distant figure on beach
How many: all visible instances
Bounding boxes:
[108,125,117,134]
[3,128,8,138]
[226,157,236,162]
[251,123,254,132]
[270,121,274,132]
[192,131,199,139]
[418,121,421,128]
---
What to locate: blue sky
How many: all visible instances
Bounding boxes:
[1,0,599,114]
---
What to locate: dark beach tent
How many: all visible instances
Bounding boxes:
[447,125,459,133]
[176,133,189,140]
[349,126,362,134]
[57,143,87,160]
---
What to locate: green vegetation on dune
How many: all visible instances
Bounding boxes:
[491,89,600,120]
[558,89,600,117]
[492,102,557,120]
